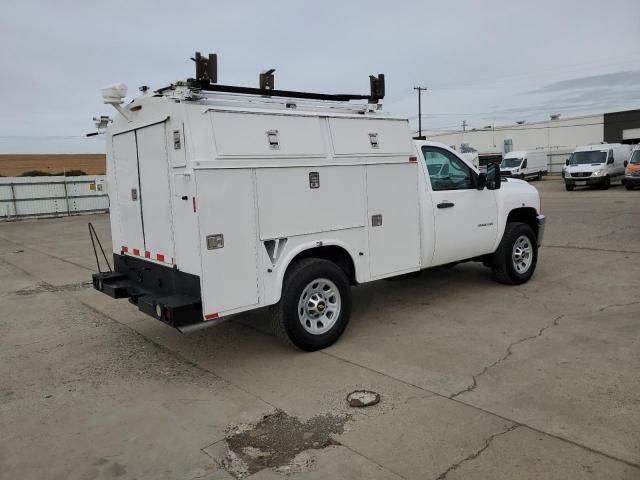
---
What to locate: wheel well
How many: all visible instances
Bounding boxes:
[286,246,356,284]
[506,207,538,237]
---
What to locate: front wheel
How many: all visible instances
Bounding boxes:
[600,176,610,190]
[490,222,538,285]
[565,183,575,191]
[271,258,352,351]
[626,183,634,191]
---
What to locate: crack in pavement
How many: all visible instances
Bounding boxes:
[597,301,640,312]
[433,424,519,480]
[543,245,640,255]
[450,315,564,399]
[511,288,559,318]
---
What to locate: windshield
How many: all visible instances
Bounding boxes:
[501,157,522,168]
[630,150,640,165]
[569,151,606,165]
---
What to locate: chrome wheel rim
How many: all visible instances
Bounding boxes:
[297,278,341,335]
[512,235,533,274]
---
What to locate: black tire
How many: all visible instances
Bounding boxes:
[271,258,352,351]
[536,172,542,181]
[565,183,574,191]
[490,222,538,285]
[600,176,610,190]
[625,183,634,191]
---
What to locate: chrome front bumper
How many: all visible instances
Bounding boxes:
[536,214,546,246]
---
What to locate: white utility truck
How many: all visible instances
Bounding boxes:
[92,53,545,350]
[563,143,632,191]
[500,150,549,180]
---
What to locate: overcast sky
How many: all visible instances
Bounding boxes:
[1,0,639,153]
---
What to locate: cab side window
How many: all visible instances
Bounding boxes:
[421,146,474,191]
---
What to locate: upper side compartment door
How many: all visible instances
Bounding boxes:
[136,122,174,262]
[329,118,413,156]
[112,131,144,252]
[210,111,325,158]
[422,146,498,266]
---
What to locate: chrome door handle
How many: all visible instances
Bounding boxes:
[437,201,455,209]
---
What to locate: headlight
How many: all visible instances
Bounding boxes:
[592,170,601,176]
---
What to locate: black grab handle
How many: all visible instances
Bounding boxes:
[437,202,455,209]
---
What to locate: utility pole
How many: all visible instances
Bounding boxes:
[413,86,427,138]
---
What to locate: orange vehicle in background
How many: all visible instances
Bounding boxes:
[624,146,640,190]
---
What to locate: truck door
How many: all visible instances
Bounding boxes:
[111,123,174,261]
[136,122,174,262]
[421,145,498,266]
[112,131,145,252]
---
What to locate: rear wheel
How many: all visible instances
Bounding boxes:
[490,222,538,285]
[271,258,352,351]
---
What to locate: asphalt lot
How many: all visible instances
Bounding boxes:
[1,177,639,480]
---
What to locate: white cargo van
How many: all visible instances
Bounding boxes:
[563,143,632,190]
[91,54,545,350]
[500,150,549,180]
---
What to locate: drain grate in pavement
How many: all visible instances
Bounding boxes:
[218,410,348,478]
[346,390,381,407]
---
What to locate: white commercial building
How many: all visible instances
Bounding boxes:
[425,109,640,172]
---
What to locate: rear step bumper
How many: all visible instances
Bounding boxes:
[92,254,206,331]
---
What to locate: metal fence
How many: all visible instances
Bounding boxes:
[0,175,109,220]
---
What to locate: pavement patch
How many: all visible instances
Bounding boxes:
[209,410,349,478]
[12,281,93,296]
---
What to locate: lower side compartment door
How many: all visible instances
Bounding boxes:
[366,163,421,279]
[196,169,259,317]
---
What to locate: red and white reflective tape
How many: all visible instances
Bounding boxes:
[121,245,174,265]
[204,313,219,321]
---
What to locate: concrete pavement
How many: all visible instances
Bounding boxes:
[1,178,638,479]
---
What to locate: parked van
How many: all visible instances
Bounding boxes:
[563,143,632,191]
[623,145,640,190]
[500,150,548,181]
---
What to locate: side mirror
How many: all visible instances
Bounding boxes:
[485,162,501,190]
[477,172,487,190]
[565,159,569,166]
[607,158,614,165]
[624,160,628,167]
[522,160,527,168]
